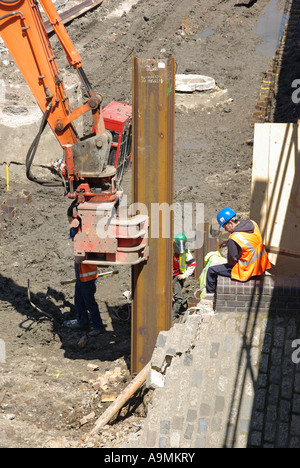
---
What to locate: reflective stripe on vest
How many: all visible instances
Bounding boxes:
[232,232,268,266]
[179,251,195,274]
[79,264,98,282]
[179,252,187,273]
[229,221,271,281]
[174,251,196,276]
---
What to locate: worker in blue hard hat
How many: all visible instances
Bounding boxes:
[202,208,271,304]
[216,208,237,229]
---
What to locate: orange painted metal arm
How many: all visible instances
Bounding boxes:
[0,0,109,188]
[0,0,105,143]
[39,0,82,69]
[0,0,79,148]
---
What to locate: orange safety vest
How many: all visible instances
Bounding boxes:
[78,263,98,282]
[229,220,271,282]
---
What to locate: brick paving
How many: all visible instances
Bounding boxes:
[127,276,300,448]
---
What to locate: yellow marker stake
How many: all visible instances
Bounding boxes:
[6,165,10,191]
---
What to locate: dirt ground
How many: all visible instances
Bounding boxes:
[0,0,287,448]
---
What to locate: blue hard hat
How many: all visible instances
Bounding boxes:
[217,208,237,227]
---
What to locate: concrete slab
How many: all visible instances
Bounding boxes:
[175,74,215,92]
[175,87,228,112]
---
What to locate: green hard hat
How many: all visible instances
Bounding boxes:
[174,233,187,242]
[174,233,187,254]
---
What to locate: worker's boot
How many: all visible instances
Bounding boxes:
[89,327,106,337]
[172,301,181,321]
[63,319,89,330]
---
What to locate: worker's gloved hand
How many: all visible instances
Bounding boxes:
[69,227,77,239]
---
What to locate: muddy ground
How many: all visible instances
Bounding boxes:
[0,0,289,448]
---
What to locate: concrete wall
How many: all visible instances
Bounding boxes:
[0,71,83,181]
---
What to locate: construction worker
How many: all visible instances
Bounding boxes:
[173,233,196,320]
[203,208,271,302]
[64,258,106,336]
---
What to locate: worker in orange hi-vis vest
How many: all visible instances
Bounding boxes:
[203,208,271,302]
[64,258,106,337]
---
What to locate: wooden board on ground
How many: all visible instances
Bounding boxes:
[44,0,105,34]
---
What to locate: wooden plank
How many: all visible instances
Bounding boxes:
[251,122,300,274]
[251,123,270,237]
[44,0,105,34]
[85,362,151,438]
[267,124,298,250]
[266,246,300,258]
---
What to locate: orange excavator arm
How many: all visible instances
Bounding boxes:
[0,0,109,189]
[0,0,149,267]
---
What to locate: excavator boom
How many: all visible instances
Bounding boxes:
[0,0,148,266]
[0,0,109,184]
[0,0,80,146]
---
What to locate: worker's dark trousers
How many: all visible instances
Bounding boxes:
[206,263,232,293]
[75,279,104,330]
[173,275,184,319]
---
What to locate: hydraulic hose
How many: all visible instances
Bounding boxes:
[0,11,24,21]
[25,103,64,187]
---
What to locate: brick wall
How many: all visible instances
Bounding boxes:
[216,275,300,314]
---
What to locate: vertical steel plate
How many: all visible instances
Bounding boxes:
[131,57,175,374]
